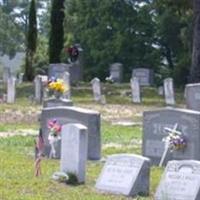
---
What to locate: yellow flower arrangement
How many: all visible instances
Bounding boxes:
[47,78,68,98]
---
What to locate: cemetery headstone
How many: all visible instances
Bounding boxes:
[18,73,24,84]
[155,160,200,200]
[48,63,82,83]
[62,72,71,99]
[40,106,101,160]
[109,63,123,83]
[143,107,200,165]
[96,154,150,197]
[132,68,154,86]
[7,76,16,103]
[91,77,102,102]
[34,75,43,104]
[61,123,88,183]
[164,78,175,105]
[130,77,141,103]
[43,98,73,108]
[185,83,200,111]
[0,52,25,81]
[158,86,164,96]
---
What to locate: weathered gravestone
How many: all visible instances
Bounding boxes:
[40,106,100,160]
[48,63,82,83]
[7,76,16,103]
[18,73,24,84]
[43,98,73,108]
[61,123,88,183]
[185,83,200,111]
[109,63,123,83]
[91,78,102,102]
[0,52,25,82]
[130,77,141,103]
[164,78,175,105]
[132,68,154,86]
[158,86,164,96]
[143,107,200,165]
[34,75,43,104]
[95,154,150,197]
[155,160,200,200]
[62,72,71,99]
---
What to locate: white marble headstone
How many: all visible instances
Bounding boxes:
[164,78,175,105]
[34,75,43,104]
[62,72,71,99]
[95,154,150,197]
[7,76,16,103]
[91,77,101,102]
[155,160,200,200]
[130,77,141,103]
[61,123,88,183]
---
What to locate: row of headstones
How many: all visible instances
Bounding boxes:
[39,96,200,198]
[91,77,175,104]
[107,64,154,85]
[51,120,200,199]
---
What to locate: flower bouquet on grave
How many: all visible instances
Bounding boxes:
[47,119,62,158]
[47,78,68,99]
[163,132,187,152]
[159,123,187,167]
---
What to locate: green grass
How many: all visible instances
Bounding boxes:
[0,135,163,200]
[0,83,184,199]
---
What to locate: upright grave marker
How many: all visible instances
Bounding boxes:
[61,123,88,183]
[155,160,200,200]
[91,78,102,102]
[34,75,43,104]
[132,68,154,86]
[109,63,123,83]
[96,154,150,197]
[62,72,71,99]
[164,78,175,105]
[185,83,200,111]
[130,77,141,103]
[7,76,16,103]
[40,106,101,160]
[143,107,200,165]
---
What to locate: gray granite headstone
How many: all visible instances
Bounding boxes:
[40,106,101,160]
[7,76,16,103]
[48,63,82,83]
[62,72,71,99]
[143,107,200,165]
[164,78,175,105]
[132,68,154,86]
[34,75,43,104]
[96,154,150,197]
[185,83,200,111]
[48,63,69,79]
[91,78,102,102]
[155,160,200,200]
[0,52,25,79]
[60,123,88,183]
[43,98,73,108]
[109,63,123,83]
[130,77,141,103]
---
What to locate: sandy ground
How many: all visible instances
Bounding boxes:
[0,103,157,137]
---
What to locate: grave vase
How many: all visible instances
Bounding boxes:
[54,91,62,99]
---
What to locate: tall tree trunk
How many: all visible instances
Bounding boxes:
[190,0,200,83]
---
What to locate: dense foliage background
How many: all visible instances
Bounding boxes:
[0,0,194,85]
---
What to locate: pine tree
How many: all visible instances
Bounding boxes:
[25,0,37,81]
[49,0,65,63]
